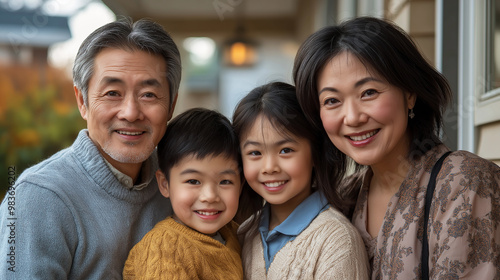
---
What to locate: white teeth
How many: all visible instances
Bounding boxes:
[196,211,219,216]
[264,181,286,188]
[349,131,377,141]
[117,131,143,136]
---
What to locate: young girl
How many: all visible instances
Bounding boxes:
[233,81,369,279]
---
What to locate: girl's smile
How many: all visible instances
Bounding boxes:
[241,115,314,217]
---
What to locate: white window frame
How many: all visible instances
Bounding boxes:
[458,0,476,152]
[474,0,500,126]
[482,0,500,102]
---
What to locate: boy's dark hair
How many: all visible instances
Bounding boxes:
[157,108,241,182]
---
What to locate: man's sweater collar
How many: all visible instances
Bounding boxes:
[71,129,159,203]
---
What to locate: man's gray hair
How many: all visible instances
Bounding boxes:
[72,17,181,107]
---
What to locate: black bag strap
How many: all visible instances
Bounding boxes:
[422,151,452,279]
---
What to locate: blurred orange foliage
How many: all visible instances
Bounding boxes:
[0,64,86,194]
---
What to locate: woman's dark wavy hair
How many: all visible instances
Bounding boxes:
[232,81,347,225]
[293,17,452,212]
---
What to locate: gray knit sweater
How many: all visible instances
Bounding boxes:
[0,129,172,279]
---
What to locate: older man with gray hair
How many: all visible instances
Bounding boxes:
[0,18,181,279]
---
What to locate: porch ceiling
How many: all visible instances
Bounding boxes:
[101,0,301,36]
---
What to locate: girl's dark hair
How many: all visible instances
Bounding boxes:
[157,108,241,183]
[293,17,452,210]
[232,81,346,225]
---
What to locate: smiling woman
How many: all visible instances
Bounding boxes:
[317,52,415,170]
[293,16,500,279]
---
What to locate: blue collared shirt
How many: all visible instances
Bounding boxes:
[258,191,329,270]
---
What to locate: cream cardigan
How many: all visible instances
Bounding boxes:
[239,207,370,279]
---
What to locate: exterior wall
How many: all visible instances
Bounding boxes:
[473,1,500,165]
[387,0,436,66]
[477,121,500,166]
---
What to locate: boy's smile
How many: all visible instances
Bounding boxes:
[156,154,241,235]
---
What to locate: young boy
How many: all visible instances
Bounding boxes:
[123,108,243,279]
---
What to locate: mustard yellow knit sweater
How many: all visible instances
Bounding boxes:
[123,217,243,280]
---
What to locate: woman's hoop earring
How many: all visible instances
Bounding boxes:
[409,108,415,119]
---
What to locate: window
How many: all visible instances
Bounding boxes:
[484,0,500,100]
[182,37,218,94]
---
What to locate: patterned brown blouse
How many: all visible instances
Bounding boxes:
[351,144,500,279]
